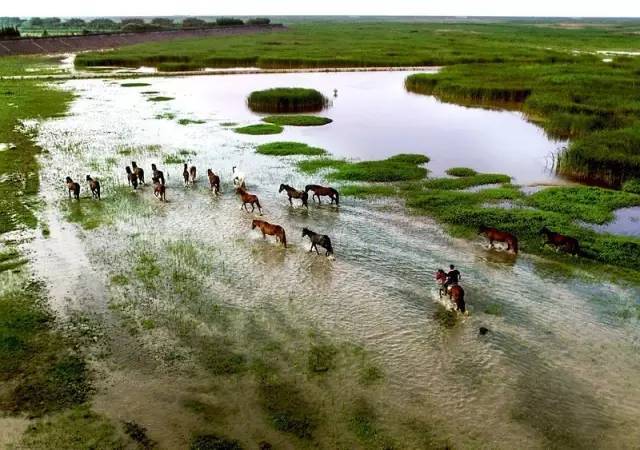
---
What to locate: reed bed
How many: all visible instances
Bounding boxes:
[247,88,328,113]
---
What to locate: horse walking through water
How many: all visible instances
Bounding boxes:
[479,225,518,254]
[236,187,262,214]
[449,285,466,313]
[252,219,286,247]
[65,177,80,200]
[435,269,447,298]
[125,166,138,190]
[207,169,221,194]
[540,226,580,255]
[279,184,308,207]
[131,161,145,185]
[232,166,246,190]
[305,185,339,206]
[85,175,101,200]
[152,176,166,202]
[189,165,197,184]
[302,228,333,256]
[151,163,165,185]
[182,163,190,186]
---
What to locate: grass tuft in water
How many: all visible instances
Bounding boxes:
[234,124,283,135]
[262,115,332,126]
[432,305,458,328]
[178,118,206,125]
[307,343,337,373]
[121,82,151,87]
[446,167,478,177]
[248,88,328,113]
[147,96,174,102]
[256,141,326,156]
[155,112,176,120]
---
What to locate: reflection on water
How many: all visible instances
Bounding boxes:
[32,73,640,448]
[583,206,640,237]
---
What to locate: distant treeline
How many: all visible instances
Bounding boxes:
[0,26,20,39]
[0,16,271,34]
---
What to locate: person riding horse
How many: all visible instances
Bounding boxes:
[443,264,461,293]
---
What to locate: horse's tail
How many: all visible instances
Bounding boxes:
[301,192,309,206]
[325,239,333,255]
[332,189,340,206]
[96,183,101,199]
[281,229,287,248]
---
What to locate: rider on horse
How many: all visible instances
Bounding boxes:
[443,264,461,292]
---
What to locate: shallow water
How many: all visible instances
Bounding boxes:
[32,72,640,448]
[584,206,640,237]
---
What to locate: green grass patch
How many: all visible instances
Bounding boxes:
[296,157,347,174]
[178,118,206,125]
[234,123,283,135]
[623,179,640,194]
[220,122,238,127]
[262,115,332,126]
[163,153,185,164]
[256,141,326,156]
[120,82,151,87]
[147,96,174,102]
[422,173,511,190]
[526,186,640,224]
[341,184,400,198]
[446,167,478,177]
[258,376,317,439]
[248,88,328,113]
[155,112,176,120]
[297,154,429,182]
[307,343,337,373]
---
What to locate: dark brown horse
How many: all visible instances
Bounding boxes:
[151,163,165,185]
[131,161,145,185]
[436,269,447,298]
[302,228,333,256]
[279,184,308,207]
[207,169,221,194]
[189,165,197,184]
[85,175,100,200]
[449,285,466,313]
[236,187,262,214]
[479,225,518,254]
[252,219,286,247]
[305,185,339,205]
[540,227,580,255]
[65,176,80,200]
[125,166,138,190]
[153,176,166,202]
[182,163,189,186]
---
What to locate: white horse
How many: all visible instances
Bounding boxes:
[232,166,246,190]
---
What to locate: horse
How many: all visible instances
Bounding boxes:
[151,163,165,185]
[85,175,100,200]
[152,176,166,202]
[305,184,339,206]
[232,166,246,190]
[540,227,580,255]
[182,163,190,186]
[236,187,262,214]
[125,166,138,190]
[252,219,286,247]
[479,225,518,254]
[207,169,221,194]
[279,184,308,207]
[302,228,333,256]
[131,161,145,185]
[189,165,197,184]
[435,269,447,298]
[448,285,466,313]
[65,177,80,200]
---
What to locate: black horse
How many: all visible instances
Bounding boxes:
[302,228,333,256]
[279,184,308,207]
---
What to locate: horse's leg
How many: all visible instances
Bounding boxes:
[309,243,313,253]
[288,195,293,206]
[317,194,322,204]
[489,239,494,248]
[315,244,320,255]
[251,203,255,212]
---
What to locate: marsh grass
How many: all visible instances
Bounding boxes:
[155,112,176,120]
[163,153,185,164]
[248,88,328,113]
[147,96,174,102]
[446,167,478,177]
[623,179,640,194]
[423,173,511,190]
[256,141,326,156]
[121,82,151,87]
[297,154,429,182]
[262,115,332,126]
[234,123,283,135]
[178,118,206,125]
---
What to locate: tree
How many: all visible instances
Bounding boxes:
[216,18,244,26]
[247,18,270,25]
[42,17,61,28]
[121,18,145,26]
[88,18,117,30]
[151,18,174,27]
[181,18,206,28]
[0,26,21,38]
[65,18,86,28]
[30,17,43,27]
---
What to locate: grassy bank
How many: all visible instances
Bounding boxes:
[73,22,640,71]
[405,58,640,186]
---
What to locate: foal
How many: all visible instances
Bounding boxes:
[125,166,139,190]
[279,184,308,207]
[252,219,286,247]
[302,228,333,256]
[207,169,221,194]
[131,161,145,185]
[151,163,165,185]
[85,175,101,200]
[65,177,80,200]
[236,187,262,214]
[152,176,166,202]
[305,184,340,206]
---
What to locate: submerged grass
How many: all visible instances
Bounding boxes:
[147,96,174,102]
[121,82,151,87]
[234,123,283,135]
[248,88,328,113]
[262,115,333,126]
[256,141,326,156]
[178,118,206,125]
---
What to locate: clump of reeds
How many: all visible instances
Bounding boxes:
[247,88,328,113]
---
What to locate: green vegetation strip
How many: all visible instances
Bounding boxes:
[298,154,429,182]
[234,123,283,135]
[120,82,151,87]
[248,88,328,113]
[262,115,332,126]
[147,96,174,102]
[256,141,326,156]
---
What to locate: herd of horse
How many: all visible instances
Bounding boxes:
[65,160,584,315]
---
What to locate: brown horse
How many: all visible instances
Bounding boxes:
[236,187,262,214]
[435,269,447,298]
[151,163,165,185]
[153,176,166,202]
[85,175,100,200]
[479,225,518,254]
[207,169,221,194]
[540,227,580,255]
[305,184,339,206]
[279,184,308,207]
[131,161,145,185]
[65,176,80,200]
[182,163,189,186]
[448,285,466,313]
[125,166,138,190]
[189,165,197,184]
[252,219,286,247]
